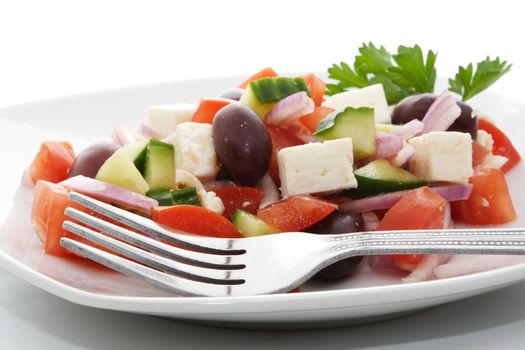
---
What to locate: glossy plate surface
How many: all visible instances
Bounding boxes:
[0,76,524,329]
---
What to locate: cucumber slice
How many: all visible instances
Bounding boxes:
[122,138,149,173]
[146,187,200,206]
[95,147,150,195]
[314,106,376,160]
[351,159,426,197]
[375,123,401,134]
[231,209,280,237]
[239,77,310,118]
[143,139,176,190]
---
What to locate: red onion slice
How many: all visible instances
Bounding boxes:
[390,143,416,167]
[375,132,404,158]
[362,211,380,231]
[340,184,473,213]
[112,124,146,146]
[421,91,461,134]
[265,92,316,143]
[433,255,525,279]
[139,123,160,139]
[369,255,395,270]
[60,175,158,215]
[257,173,280,208]
[203,180,237,191]
[401,254,452,283]
[393,119,424,139]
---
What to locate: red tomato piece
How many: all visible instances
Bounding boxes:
[212,187,265,219]
[478,118,521,172]
[472,141,491,167]
[299,106,335,133]
[267,125,305,185]
[238,67,278,89]
[28,141,75,184]
[303,73,327,107]
[191,98,232,124]
[257,196,337,231]
[451,166,517,225]
[377,187,449,266]
[32,180,91,256]
[152,205,243,238]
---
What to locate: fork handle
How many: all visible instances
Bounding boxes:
[323,228,525,260]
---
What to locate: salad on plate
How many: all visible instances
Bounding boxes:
[23,43,523,292]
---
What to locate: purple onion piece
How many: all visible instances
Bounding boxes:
[340,184,473,213]
[59,175,158,215]
[421,91,461,134]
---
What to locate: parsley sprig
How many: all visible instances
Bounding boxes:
[448,57,512,101]
[327,43,510,104]
[327,43,437,104]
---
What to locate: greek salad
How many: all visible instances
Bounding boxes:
[25,43,522,286]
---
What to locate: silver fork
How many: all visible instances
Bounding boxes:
[61,192,525,297]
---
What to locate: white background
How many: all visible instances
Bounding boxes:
[2,0,525,349]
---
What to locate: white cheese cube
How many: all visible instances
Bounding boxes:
[277,138,358,198]
[173,122,219,181]
[199,190,225,215]
[322,84,390,123]
[408,131,473,183]
[148,103,197,138]
[476,129,494,152]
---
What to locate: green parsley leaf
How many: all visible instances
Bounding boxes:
[327,61,368,89]
[448,57,512,101]
[355,42,393,74]
[388,45,437,93]
[326,43,437,104]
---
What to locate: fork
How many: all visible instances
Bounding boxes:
[60,192,525,297]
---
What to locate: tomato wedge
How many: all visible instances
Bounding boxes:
[377,187,449,267]
[28,141,75,184]
[191,98,232,124]
[152,205,243,238]
[478,118,521,172]
[257,196,337,231]
[451,166,516,225]
[238,67,278,89]
[267,125,305,185]
[32,180,90,256]
[299,106,335,133]
[303,73,327,107]
[472,141,491,167]
[212,187,265,219]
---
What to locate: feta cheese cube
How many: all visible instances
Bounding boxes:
[173,122,219,181]
[277,138,358,198]
[148,103,197,138]
[199,190,225,215]
[322,84,390,123]
[476,129,494,152]
[408,131,473,183]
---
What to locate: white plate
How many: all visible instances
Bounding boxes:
[0,76,524,330]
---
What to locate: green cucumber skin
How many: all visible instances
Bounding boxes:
[143,139,175,190]
[122,139,150,174]
[249,77,310,104]
[349,159,426,197]
[350,175,426,197]
[314,106,376,160]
